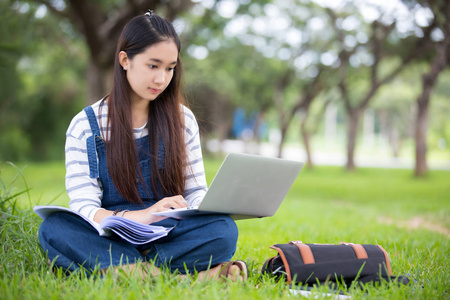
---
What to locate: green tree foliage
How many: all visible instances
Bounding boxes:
[0,1,87,161]
[1,4,32,161]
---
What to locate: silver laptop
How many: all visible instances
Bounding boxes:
[153,153,303,220]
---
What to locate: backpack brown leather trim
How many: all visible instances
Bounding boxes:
[293,243,316,264]
[349,244,369,259]
[270,245,292,283]
[377,245,393,276]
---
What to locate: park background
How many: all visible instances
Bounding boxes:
[1,0,449,299]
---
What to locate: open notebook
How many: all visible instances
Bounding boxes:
[153,153,303,220]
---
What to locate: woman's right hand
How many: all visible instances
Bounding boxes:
[138,195,188,224]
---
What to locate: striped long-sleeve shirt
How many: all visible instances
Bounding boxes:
[65,99,207,222]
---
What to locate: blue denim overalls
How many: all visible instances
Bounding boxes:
[38,106,238,274]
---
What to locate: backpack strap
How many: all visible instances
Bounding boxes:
[376,245,393,276]
[340,242,369,259]
[290,241,315,264]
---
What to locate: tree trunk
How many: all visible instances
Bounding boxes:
[87,60,112,102]
[415,101,429,176]
[300,120,314,169]
[277,124,288,158]
[272,69,296,159]
[214,96,234,155]
[346,111,361,171]
[414,2,450,177]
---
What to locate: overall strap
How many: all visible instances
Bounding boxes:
[83,106,102,179]
[83,106,101,136]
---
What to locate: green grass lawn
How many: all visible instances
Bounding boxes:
[1,159,449,299]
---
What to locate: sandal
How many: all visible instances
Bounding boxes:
[217,260,248,281]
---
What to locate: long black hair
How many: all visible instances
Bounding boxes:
[104,12,187,203]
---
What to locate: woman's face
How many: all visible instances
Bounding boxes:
[120,40,178,104]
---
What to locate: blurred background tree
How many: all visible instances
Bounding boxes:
[1,1,86,161]
[406,0,449,176]
[1,0,448,177]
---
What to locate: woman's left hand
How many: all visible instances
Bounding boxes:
[94,195,188,224]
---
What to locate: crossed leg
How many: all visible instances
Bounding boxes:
[108,260,247,281]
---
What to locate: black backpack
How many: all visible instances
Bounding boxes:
[261,241,410,287]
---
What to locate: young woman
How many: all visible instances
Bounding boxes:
[38,11,247,281]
